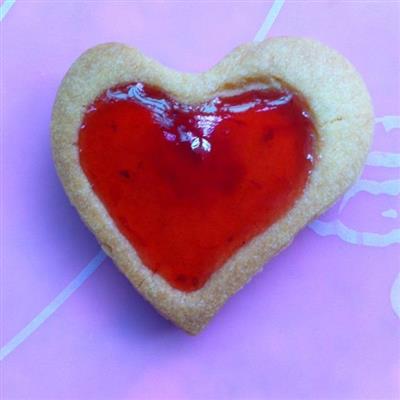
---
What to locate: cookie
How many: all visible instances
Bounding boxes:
[51,37,374,334]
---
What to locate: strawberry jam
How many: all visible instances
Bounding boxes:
[79,82,315,291]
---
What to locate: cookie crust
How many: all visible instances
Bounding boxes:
[51,37,374,334]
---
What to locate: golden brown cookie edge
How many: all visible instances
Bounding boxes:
[51,37,374,334]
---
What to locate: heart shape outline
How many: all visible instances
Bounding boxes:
[52,37,373,334]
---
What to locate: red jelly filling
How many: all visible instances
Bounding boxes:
[79,82,316,292]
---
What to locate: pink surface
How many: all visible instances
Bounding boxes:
[2,1,399,399]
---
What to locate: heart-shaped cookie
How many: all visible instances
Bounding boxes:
[52,37,373,334]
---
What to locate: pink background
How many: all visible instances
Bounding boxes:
[2,1,399,399]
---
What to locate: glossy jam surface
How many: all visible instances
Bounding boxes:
[79,82,315,291]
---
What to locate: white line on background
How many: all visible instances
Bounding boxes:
[0,251,106,361]
[0,0,16,22]
[253,0,285,42]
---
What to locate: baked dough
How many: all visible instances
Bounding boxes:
[51,37,374,334]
